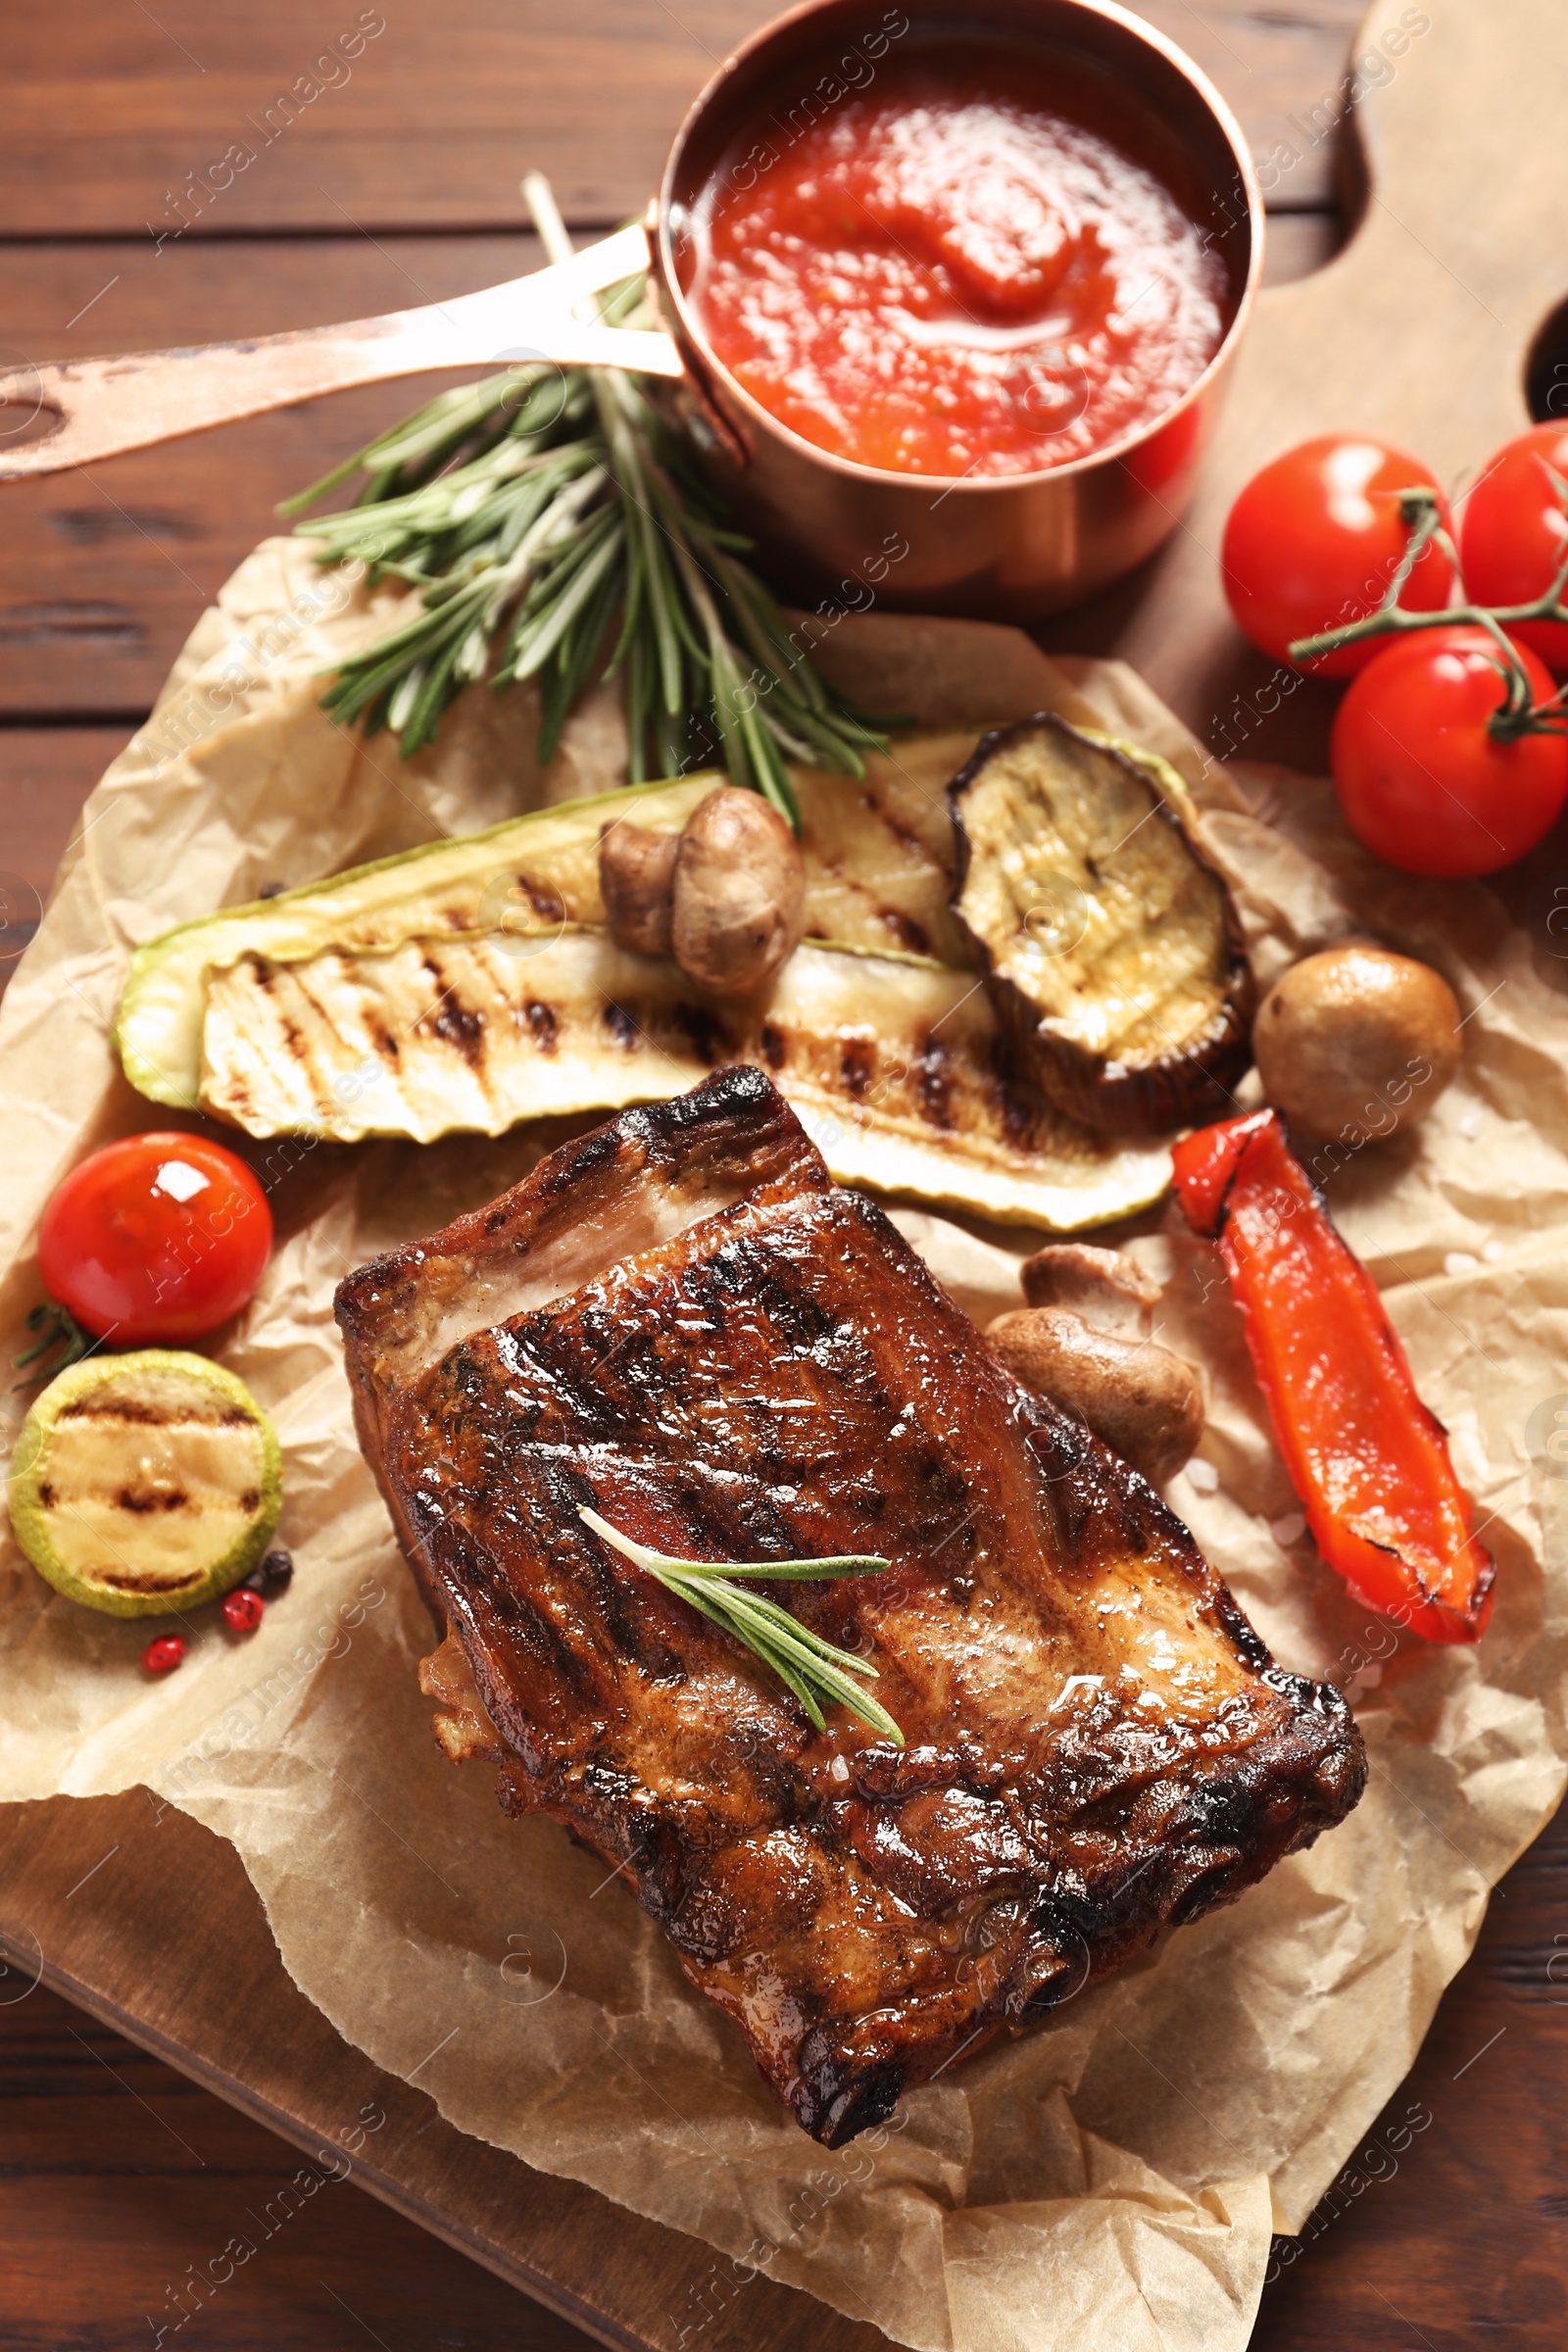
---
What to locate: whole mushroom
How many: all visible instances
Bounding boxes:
[670,786,806,995]
[1252,940,1461,1141]
[988,1306,1206,1487]
[1018,1241,1162,1331]
[600,818,679,956]
[987,1242,1205,1485]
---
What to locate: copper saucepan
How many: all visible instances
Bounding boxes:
[0,0,1262,619]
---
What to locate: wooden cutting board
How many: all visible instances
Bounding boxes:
[5,4,1568,2348]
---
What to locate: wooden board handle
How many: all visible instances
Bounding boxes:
[0,222,680,481]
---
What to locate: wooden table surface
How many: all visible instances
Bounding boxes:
[2,6,1564,2348]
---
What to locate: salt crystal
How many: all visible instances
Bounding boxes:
[1444,1250,1480,1277]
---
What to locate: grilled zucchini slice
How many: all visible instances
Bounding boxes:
[197,933,1170,1230]
[112,758,1175,1233]
[948,715,1254,1133]
[114,755,972,1114]
[10,1350,282,1617]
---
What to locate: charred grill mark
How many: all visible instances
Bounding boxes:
[997,1079,1039,1150]
[525,999,559,1052]
[271,997,314,1095]
[532,1111,632,1204]
[840,1039,874,1100]
[433,1002,485,1062]
[369,1017,402,1066]
[916,1035,954,1129]
[61,1399,161,1423]
[674,1000,724,1065]
[526,880,566,922]
[760,1020,786,1070]
[873,795,938,858]
[880,907,930,954]
[494,1318,646,1446]
[603,1001,640,1050]
[117,1486,187,1512]
[549,1470,689,1679]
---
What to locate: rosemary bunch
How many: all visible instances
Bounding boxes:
[579,1506,904,1745]
[281,184,892,827]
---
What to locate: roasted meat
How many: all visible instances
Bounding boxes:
[336,1067,1365,2145]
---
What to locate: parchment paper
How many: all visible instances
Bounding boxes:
[4,539,1567,2352]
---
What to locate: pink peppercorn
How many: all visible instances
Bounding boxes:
[221,1588,266,1633]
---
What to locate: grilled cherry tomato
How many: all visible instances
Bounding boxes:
[1222,435,1454,676]
[1331,625,1568,877]
[38,1133,272,1345]
[1456,423,1568,673]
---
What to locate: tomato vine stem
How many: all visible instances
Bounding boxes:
[1287,483,1568,741]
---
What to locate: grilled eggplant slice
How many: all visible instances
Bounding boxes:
[949,715,1254,1134]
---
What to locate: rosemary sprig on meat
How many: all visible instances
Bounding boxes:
[577,1506,905,1746]
[279,177,892,829]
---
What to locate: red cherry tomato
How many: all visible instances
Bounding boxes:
[38,1133,272,1345]
[1223,435,1454,677]
[1331,626,1568,878]
[1456,423,1568,673]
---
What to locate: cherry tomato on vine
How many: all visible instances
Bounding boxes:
[1222,435,1455,676]
[38,1133,272,1345]
[1331,626,1568,878]
[1456,423,1568,673]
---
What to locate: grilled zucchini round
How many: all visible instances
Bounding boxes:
[9,1350,282,1617]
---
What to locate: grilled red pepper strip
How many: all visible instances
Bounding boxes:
[1172,1110,1494,1643]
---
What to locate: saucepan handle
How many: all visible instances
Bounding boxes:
[0,221,681,482]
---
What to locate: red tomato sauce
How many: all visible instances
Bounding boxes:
[685,48,1229,479]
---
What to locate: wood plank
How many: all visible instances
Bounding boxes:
[4,1777,1563,2351]
[0,729,132,992]
[0,1791,890,2352]
[0,210,1345,724]
[1251,1806,1568,2348]
[0,236,538,717]
[0,1985,599,2351]
[0,2,1359,237]
[0,729,132,884]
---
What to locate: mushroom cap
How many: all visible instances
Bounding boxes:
[670,787,806,996]
[986,1306,1204,1487]
[1253,941,1461,1142]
